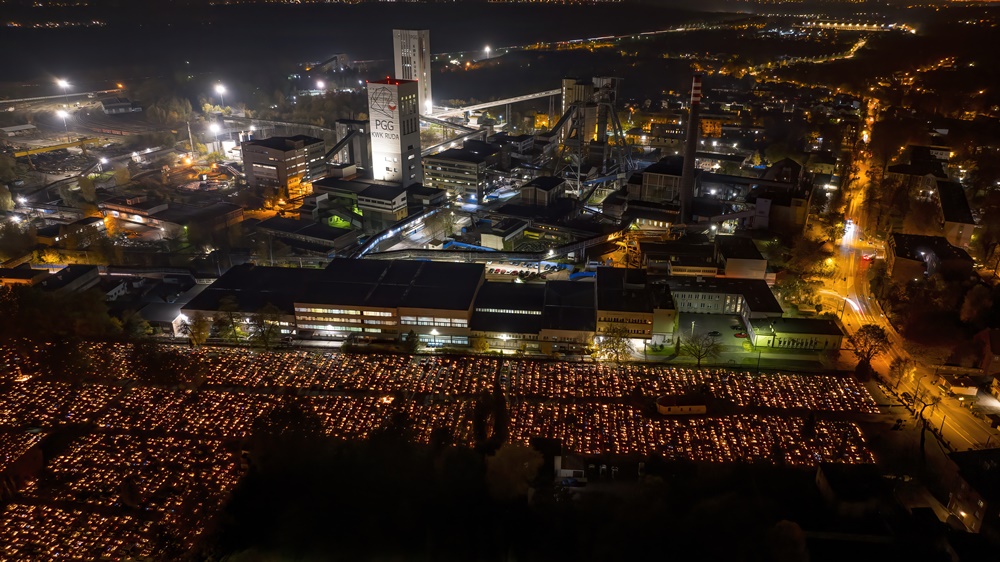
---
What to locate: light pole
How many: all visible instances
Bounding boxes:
[316,80,325,91]
[485,46,491,60]
[56,78,70,105]
[209,123,221,154]
[56,110,69,142]
[98,157,108,172]
[215,84,226,108]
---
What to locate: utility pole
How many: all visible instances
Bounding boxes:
[187,121,196,157]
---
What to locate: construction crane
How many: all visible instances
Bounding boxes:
[13,137,100,158]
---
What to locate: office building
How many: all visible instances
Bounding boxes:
[367,79,422,187]
[242,135,327,200]
[393,29,433,114]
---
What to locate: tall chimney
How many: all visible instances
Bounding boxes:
[679,73,702,225]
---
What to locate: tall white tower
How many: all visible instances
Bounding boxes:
[367,78,422,187]
[393,29,432,115]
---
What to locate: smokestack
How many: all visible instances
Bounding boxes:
[679,74,702,225]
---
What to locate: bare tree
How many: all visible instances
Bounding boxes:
[888,357,914,390]
[679,333,722,368]
[849,324,890,366]
[913,384,942,459]
[598,325,635,364]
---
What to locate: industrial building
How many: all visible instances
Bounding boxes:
[423,148,491,202]
[241,135,327,200]
[367,78,422,187]
[393,29,433,114]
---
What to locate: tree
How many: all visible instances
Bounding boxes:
[117,308,152,338]
[848,324,890,367]
[76,175,97,203]
[913,384,941,459]
[766,520,809,562]
[0,154,20,184]
[485,444,543,502]
[960,285,993,327]
[788,235,832,275]
[888,357,914,390]
[214,294,243,343]
[598,325,635,364]
[402,329,419,354]
[471,336,490,354]
[181,311,211,347]
[679,333,722,367]
[0,183,14,212]
[248,303,283,350]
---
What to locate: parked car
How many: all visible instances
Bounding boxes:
[707,331,722,337]
[734,333,748,338]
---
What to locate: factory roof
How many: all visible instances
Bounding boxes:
[715,235,764,261]
[642,156,685,177]
[523,176,567,192]
[184,260,485,316]
[243,135,324,151]
[425,148,487,164]
[542,280,596,332]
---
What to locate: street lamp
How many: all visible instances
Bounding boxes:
[98,157,108,172]
[485,46,491,59]
[316,80,325,91]
[214,84,226,108]
[56,109,69,141]
[56,78,70,105]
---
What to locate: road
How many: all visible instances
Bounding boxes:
[830,115,1000,452]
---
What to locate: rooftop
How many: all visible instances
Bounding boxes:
[715,235,764,261]
[151,202,241,225]
[889,233,972,263]
[523,176,566,192]
[0,266,47,281]
[426,148,487,165]
[243,135,324,152]
[950,449,1000,504]
[185,260,485,316]
[643,156,685,177]
[596,267,673,313]
[662,276,783,314]
[936,181,974,225]
[542,280,596,332]
[887,162,947,179]
[358,183,407,202]
[256,216,354,243]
